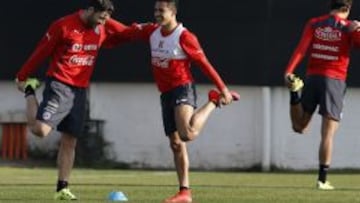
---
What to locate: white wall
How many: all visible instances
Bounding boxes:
[89,84,261,169]
[1,81,360,170]
[271,88,360,169]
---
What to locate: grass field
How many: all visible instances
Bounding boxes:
[1,167,360,202]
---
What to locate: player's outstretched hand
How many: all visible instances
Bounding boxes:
[220,88,240,106]
[220,89,233,106]
[15,78,26,92]
[349,20,360,32]
[284,74,293,88]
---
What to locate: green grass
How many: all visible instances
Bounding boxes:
[1,167,360,202]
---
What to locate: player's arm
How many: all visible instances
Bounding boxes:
[103,19,156,48]
[16,21,62,83]
[103,18,131,48]
[180,31,233,104]
[284,21,313,83]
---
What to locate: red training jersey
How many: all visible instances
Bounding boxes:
[285,14,356,81]
[107,21,226,93]
[16,11,127,88]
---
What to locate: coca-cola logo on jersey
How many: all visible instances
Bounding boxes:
[69,55,95,66]
[315,27,342,42]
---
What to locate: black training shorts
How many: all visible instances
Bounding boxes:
[160,83,197,135]
[36,78,87,137]
[301,75,346,121]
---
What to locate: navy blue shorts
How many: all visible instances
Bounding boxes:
[301,75,346,121]
[160,83,197,135]
[36,78,87,137]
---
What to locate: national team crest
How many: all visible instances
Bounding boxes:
[158,41,164,48]
[42,112,52,121]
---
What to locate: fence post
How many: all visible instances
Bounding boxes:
[261,87,271,172]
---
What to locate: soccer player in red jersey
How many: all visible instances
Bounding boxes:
[284,0,359,190]
[106,0,239,202]
[15,0,128,200]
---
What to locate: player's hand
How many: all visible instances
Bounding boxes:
[219,88,233,106]
[284,73,293,88]
[350,20,360,32]
[15,78,26,92]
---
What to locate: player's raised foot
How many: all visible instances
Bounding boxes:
[316,181,335,190]
[163,190,192,203]
[54,188,77,200]
[24,78,41,91]
[286,74,304,92]
[208,89,240,106]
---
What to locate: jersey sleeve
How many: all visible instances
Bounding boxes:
[102,18,130,48]
[180,31,226,91]
[103,19,157,48]
[284,20,314,75]
[16,21,62,81]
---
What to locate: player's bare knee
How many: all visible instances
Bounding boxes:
[179,133,192,142]
[170,140,183,152]
[30,123,51,138]
[180,129,199,142]
[30,126,48,138]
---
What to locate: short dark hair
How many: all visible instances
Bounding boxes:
[156,0,179,9]
[330,0,352,11]
[88,0,115,13]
